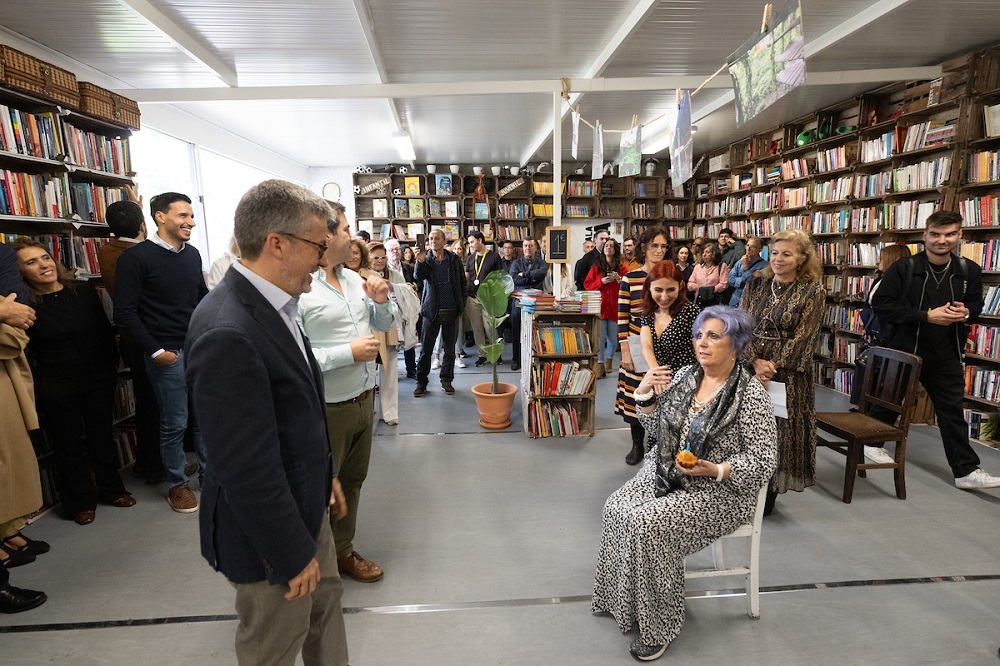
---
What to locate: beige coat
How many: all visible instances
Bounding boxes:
[0,323,42,523]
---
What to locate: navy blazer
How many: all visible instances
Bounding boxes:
[185,267,334,585]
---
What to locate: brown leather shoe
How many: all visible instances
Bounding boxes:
[74,510,96,525]
[337,551,384,583]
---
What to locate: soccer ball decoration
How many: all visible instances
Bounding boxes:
[354,165,373,174]
[393,188,403,196]
[398,166,408,174]
[353,185,361,195]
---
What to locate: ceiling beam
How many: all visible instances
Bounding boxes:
[519,0,662,166]
[349,0,406,134]
[121,67,941,104]
[114,0,238,87]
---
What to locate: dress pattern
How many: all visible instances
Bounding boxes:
[638,301,699,369]
[615,269,647,424]
[592,366,778,647]
[739,277,825,493]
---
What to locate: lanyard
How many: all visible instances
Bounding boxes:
[474,251,486,278]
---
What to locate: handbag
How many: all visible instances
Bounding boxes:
[695,286,718,308]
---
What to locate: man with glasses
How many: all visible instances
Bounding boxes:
[297,201,395,584]
[115,192,208,514]
[186,180,350,665]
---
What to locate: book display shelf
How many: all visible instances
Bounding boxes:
[354,171,693,249]
[520,311,600,438]
[692,42,1000,447]
[0,67,140,507]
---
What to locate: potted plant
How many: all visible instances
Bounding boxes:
[470,269,518,429]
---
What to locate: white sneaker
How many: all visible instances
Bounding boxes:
[863,446,894,465]
[431,356,440,370]
[955,468,1000,490]
[455,357,467,368]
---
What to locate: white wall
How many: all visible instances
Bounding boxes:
[308,166,357,229]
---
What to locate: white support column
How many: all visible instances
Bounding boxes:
[552,91,563,298]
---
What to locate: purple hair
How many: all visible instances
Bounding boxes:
[692,305,755,355]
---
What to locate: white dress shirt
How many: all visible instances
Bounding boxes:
[231,261,308,362]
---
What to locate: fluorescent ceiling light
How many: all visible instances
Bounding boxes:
[641,106,678,156]
[392,131,416,161]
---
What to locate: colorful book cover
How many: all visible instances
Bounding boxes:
[409,199,424,218]
[427,198,442,217]
[393,198,408,218]
[445,200,459,217]
[407,222,424,240]
[435,174,452,195]
[474,202,489,219]
[404,176,420,196]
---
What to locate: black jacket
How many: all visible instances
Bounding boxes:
[415,249,467,320]
[574,248,601,291]
[870,251,982,357]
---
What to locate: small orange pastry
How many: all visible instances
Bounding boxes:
[677,450,698,469]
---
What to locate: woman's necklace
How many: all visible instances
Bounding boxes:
[690,379,725,413]
[770,278,792,303]
[928,258,951,287]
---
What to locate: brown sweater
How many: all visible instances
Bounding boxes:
[97,238,141,300]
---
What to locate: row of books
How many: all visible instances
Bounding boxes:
[823,303,865,334]
[566,180,596,196]
[782,186,808,208]
[822,274,843,297]
[855,171,892,198]
[963,365,1000,403]
[885,199,940,230]
[0,169,70,218]
[899,120,956,153]
[966,324,1000,358]
[0,232,76,269]
[861,131,896,163]
[781,158,811,180]
[63,123,131,175]
[833,337,863,364]
[753,190,780,210]
[662,224,691,239]
[532,326,592,354]
[892,156,952,191]
[730,172,753,191]
[811,175,854,203]
[814,330,834,357]
[70,183,128,224]
[964,409,998,441]
[663,203,687,219]
[844,275,877,301]
[497,202,530,219]
[527,399,582,438]
[816,144,856,173]
[530,361,595,396]
[958,240,1000,271]
[0,105,62,159]
[113,377,136,423]
[631,202,657,218]
[392,198,425,219]
[968,149,1000,184]
[810,209,851,234]
[566,204,592,217]
[981,284,1000,316]
[814,241,844,265]
[754,165,782,185]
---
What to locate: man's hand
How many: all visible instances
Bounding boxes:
[362,274,390,304]
[284,558,320,601]
[330,478,347,520]
[415,246,426,261]
[0,293,35,329]
[350,335,380,362]
[928,304,966,325]
[154,351,179,366]
[741,255,751,270]
[124,184,143,207]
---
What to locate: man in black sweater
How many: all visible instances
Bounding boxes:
[465,230,503,366]
[574,228,609,291]
[114,192,209,513]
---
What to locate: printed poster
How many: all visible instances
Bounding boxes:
[591,123,604,180]
[571,110,580,160]
[618,125,642,177]
[670,91,693,188]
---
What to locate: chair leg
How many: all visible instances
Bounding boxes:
[894,440,907,500]
[711,540,725,571]
[843,443,860,504]
[747,530,760,619]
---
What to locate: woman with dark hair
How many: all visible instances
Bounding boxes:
[674,245,694,285]
[688,243,729,306]
[594,306,778,661]
[739,228,824,514]
[617,226,672,465]
[345,237,370,273]
[10,238,134,525]
[584,237,625,377]
[402,245,416,266]
[638,261,698,376]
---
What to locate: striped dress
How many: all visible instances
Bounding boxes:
[614,269,648,425]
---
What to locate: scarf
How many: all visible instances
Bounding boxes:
[653,361,753,496]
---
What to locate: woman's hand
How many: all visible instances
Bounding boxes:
[752,358,776,384]
[601,275,613,284]
[621,345,635,373]
[678,457,724,478]
[644,364,673,394]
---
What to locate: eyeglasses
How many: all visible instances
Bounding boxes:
[279,232,328,258]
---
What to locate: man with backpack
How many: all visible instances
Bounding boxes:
[872,211,1000,490]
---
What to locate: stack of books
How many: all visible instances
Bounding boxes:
[515,289,555,312]
[556,299,581,313]
[576,291,601,314]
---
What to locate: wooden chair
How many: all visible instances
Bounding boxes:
[816,346,922,503]
[685,484,768,619]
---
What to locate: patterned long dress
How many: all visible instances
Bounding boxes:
[614,269,648,424]
[593,366,778,647]
[638,301,699,369]
[739,277,825,493]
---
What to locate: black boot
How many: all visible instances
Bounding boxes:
[625,441,644,465]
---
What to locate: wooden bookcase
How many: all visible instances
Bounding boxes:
[520,311,600,438]
[0,80,139,508]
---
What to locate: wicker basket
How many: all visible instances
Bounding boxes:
[0,45,79,109]
[78,82,140,130]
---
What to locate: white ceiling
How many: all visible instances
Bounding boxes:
[0,0,998,169]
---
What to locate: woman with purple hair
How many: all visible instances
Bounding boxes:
[593,306,777,661]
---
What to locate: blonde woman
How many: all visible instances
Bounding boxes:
[739,228,824,515]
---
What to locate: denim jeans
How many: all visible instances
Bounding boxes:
[599,318,618,363]
[145,349,206,489]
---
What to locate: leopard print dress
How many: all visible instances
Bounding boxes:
[592,366,778,647]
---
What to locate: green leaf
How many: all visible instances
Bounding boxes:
[481,339,505,364]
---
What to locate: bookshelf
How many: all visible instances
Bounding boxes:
[520,311,600,438]
[0,73,139,507]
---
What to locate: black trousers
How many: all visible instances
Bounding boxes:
[118,333,163,476]
[871,347,980,478]
[417,309,459,384]
[36,377,128,516]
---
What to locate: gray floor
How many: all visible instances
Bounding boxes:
[4,351,1000,665]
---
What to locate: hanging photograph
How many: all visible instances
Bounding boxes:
[670,91,693,188]
[572,110,580,160]
[618,125,642,177]
[591,123,604,180]
[727,0,805,127]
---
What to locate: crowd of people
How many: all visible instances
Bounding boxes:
[3,187,1000,663]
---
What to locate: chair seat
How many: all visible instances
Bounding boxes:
[816,411,904,444]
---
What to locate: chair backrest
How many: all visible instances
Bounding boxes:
[858,346,923,432]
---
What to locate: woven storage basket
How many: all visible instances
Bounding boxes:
[0,45,79,109]
[78,82,140,130]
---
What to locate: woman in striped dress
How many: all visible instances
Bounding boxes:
[616,226,672,465]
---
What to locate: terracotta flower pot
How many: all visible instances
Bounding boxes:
[470,382,518,430]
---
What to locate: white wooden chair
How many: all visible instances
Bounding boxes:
[684,484,768,619]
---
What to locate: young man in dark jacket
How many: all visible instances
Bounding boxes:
[413,229,467,396]
[871,211,1000,490]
